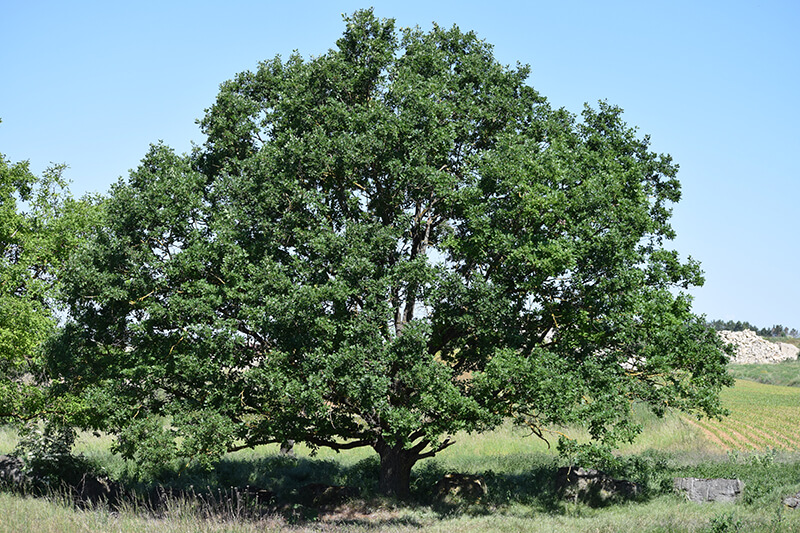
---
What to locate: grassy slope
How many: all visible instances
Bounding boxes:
[729,359,800,387]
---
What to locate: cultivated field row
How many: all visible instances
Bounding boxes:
[681,379,800,451]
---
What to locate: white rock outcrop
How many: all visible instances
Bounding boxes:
[718,330,799,364]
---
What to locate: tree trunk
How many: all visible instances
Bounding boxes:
[279,439,295,456]
[375,440,418,499]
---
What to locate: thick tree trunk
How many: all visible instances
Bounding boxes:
[375,440,418,499]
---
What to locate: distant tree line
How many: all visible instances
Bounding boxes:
[707,320,799,338]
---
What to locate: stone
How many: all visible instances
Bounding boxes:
[673,477,744,502]
[238,485,275,504]
[718,330,799,364]
[73,472,121,507]
[435,473,488,503]
[279,440,295,456]
[297,483,359,506]
[0,455,28,488]
[0,454,122,507]
[556,467,641,505]
[782,492,800,509]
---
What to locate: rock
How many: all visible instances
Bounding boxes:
[297,483,359,506]
[238,485,275,504]
[0,455,28,488]
[556,467,641,505]
[73,472,121,507]
[673,477,744,502]
[0,454,122,507]
[783,492,800,509]
[435,473,488,503]
[779,342,799,360]
[719,330,799,364]
[141,485,274,516]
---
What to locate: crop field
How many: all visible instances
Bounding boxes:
[682,379,800,451]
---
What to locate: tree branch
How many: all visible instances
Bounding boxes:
[304,436,374,451]
[417,437,455,460]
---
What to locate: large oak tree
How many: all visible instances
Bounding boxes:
[53,10,732,496]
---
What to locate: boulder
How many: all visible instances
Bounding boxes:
[0,454,122,507]
[296,483,359,506]
[238,485,275,504]
[142,485,274,516]
[279,440,295,456]
[673,477,744,502]
[72,471,122,507]
[556,467,641,505]
[0,455,28,488]
[435,473,487,503]
[782,492,800,509]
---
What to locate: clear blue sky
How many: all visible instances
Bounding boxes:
[2,1,798,330]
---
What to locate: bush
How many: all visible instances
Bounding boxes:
[13,421,88,487]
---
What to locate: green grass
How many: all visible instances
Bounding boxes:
[3,491,800,533]
[0,424,18,455]
[729,359,800,387]
[6,376,800,531]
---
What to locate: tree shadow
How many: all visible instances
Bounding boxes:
[0,450,671,526]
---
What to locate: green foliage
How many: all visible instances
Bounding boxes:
[0,126,103,425]
[706,511,743,533]
[9,420,104,495]
[707,319,763,333]
[0,152,56,421]
[13,422,77,484]
[51,10,732,496]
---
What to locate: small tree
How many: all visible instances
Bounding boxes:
[1,127,99,425]
[53,10,732,497]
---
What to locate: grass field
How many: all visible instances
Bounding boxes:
[4,372,800,532]
[729,359,800,387]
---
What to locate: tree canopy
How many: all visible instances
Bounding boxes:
[52,10,733,496]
